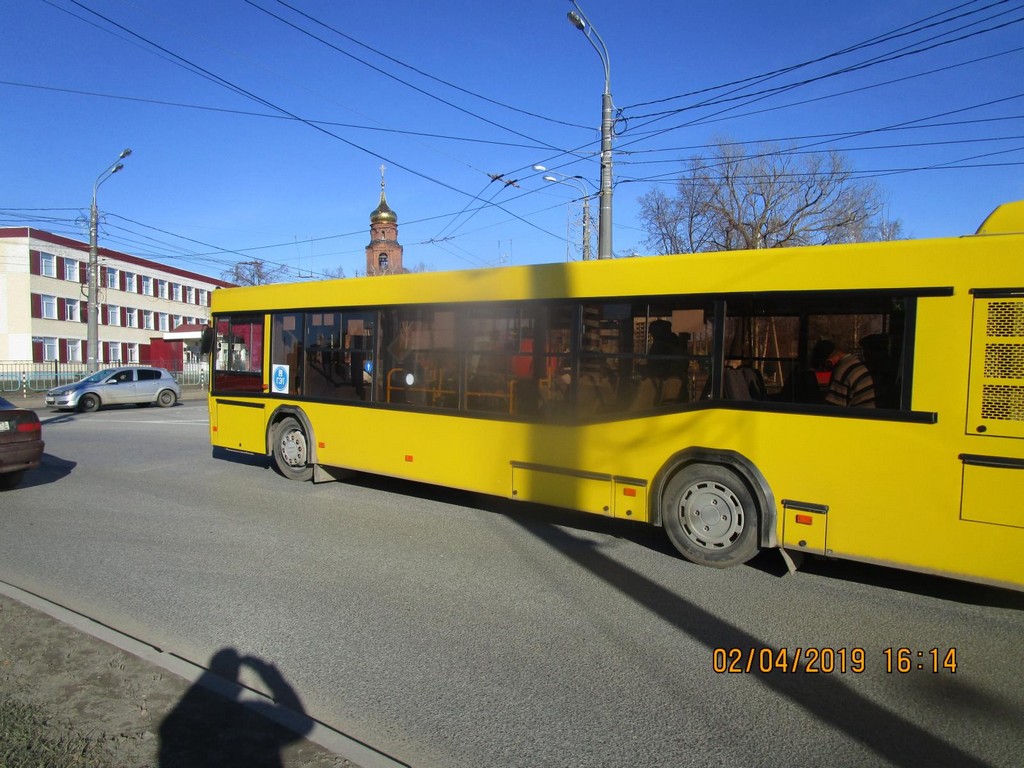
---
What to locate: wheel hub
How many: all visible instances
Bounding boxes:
[280,430,306,467]
[679,480,744,549]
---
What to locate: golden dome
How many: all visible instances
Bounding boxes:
[370,189,397,224]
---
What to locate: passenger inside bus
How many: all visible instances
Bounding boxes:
[722,358,767,400]
[774,340,834,404]
[631,320,689,409]
[824,342,876,408]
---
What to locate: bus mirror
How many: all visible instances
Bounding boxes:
[200,327,214,355]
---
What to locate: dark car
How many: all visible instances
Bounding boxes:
[0,403,44,490]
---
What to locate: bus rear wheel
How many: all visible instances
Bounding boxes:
[662,464,759,568]
[273,416,313,482]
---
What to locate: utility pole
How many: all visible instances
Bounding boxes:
[87,148,132,373]
[567,2,613,259]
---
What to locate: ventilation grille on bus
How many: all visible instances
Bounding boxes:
[981,301,1024,422]
[981,385,1024,421]
[987,301,1024,337]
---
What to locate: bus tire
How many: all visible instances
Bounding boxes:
[272,416,313,482]
[662,463,759,568]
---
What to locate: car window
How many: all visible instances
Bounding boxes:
[84,369,117,384]
[137,369,161,381]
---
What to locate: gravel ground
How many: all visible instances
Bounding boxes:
[0,594,357,768]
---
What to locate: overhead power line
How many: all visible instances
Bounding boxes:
[622,0,1021,113]
[241,0,576,154]
[61,0,565,244]
[265,0,590,132]
[0,80,555,152]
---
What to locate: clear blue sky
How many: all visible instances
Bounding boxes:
[2,0,1022,280]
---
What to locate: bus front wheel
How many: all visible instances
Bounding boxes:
[273,416,313,482]
[662,464,759,568]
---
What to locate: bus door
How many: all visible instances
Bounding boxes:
[960,291,1024,529]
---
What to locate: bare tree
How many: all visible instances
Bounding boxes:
[321,265,347,280]
[638,138,902,254]
[221,259,290,286]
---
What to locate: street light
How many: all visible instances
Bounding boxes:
[534,165,592,261]
[567,1,613,260]
[87,148,132,373]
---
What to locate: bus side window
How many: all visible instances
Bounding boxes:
[378,308,459,410]
[721,294,910,411]
[214,315,265,393]
[270,313,303,396]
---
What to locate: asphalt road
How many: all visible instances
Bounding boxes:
[1,399,1022,768]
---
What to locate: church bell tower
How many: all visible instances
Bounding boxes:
[365,165,403,276]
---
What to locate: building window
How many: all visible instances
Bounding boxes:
[173,283,183,302]
[66,259,80,282]
[142,276,153,296]
[159,312,169,332]
[66,339,83,363]
[42,337,58,362]
[125,308,138,328]
[126,343,139,363]
[158,280,169,299]
[65,299,80,322]
[187,286,196,304]
[107,342,121,363]
[198,289,208,307]
[143,310,154,330]
[39,252,56,278]
[106,267,118,289]
[107,304,120,326]
[41,294,58,320]
[172,314,183,329]
[124,272,136,292]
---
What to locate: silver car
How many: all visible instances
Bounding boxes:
[45,366,181,412]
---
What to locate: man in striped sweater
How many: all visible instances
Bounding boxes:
[824,344,876,408]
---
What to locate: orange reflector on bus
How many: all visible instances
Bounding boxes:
[405,455,414,462]
[318,441,326,449]
[795,514,814,525]
[623,488,637,497]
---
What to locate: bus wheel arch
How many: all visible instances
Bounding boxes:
[268,407,316,482]
[652,448,777,568]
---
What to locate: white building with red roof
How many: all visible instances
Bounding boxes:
[0,227,233,369]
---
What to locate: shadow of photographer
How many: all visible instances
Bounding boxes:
[158,648,313,768]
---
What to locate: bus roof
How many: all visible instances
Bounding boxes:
[975,200,1024,235]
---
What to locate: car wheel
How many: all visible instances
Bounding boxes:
[0,471,26,490]
[79,393,101,413]
[157,389,177,407]
[662,463,760,568]
[272,416,313,482]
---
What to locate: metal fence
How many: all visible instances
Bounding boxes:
[0,361,208,394]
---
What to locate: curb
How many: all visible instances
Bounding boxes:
[0,579,410,768]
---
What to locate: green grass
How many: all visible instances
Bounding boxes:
[0,697,117,768]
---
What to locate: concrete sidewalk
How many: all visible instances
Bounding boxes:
[0,584,374,767]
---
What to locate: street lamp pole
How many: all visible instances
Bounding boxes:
[567,1,613,260]
[534,165,592,261]
[87,148,132,373]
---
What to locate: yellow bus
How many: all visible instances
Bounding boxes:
[207,201,1024,591]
